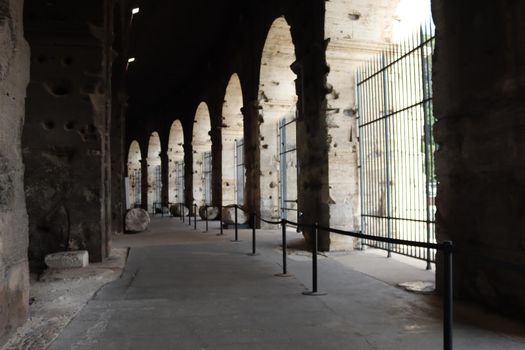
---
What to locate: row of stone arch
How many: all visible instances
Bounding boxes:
[127,17,297,216]
[125,3,404,249]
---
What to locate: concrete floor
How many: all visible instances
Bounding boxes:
[49,217,525,349]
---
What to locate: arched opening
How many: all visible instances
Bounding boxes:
[127,141,142,208]
[221,74,244,206]
[259,17,297,224]
[168,120,185,204]
[147,132,162,214]
[192,102,212,207]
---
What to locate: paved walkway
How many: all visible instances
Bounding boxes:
[49,218,525,349]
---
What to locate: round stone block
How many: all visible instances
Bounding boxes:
[198,206,219,220]
[222,206,249,225]
[125,208,150,233]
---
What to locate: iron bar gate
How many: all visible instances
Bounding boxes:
[279,117,298,222]
[357,22,436,266]
[175,161,185,204]
[235,139,245,205]
[203,152,212,205]
[154,165,162,214]
[133,169,141,208]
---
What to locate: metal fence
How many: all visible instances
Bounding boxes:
[133,168,141,207]
[153,165,162,213]
[235,139,245,205]
[203,152,213,205]
[279,117,298,222]
[175,161,185,204]
[357,22,436,267]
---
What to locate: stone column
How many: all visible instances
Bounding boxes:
[433,0,525,315]
[160,151,169,209]
[242,102,261,225]
[184,143,193,206]
[140,159,149,211]
[111,98,126,235]
[292,2,331,250]
[0,0,30,341]
[211,124,223,208]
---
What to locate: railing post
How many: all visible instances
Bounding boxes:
[231,206,240,242]
[194,204,197,230]
[303,223,326,296]
[188,205,191,226]
[217,206,223,236]
[205,205,209,232]
[180,203,183,222]
[247,213,258,256]
[443,241,453,350]
[235,206,238,240]
[275,219,290,277]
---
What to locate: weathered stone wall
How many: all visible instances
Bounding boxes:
[0,0,30,342]
[23,0,111,268]
[325,0,402,249]
[433,0,525,316]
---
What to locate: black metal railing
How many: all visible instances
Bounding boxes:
[185,204,454,350]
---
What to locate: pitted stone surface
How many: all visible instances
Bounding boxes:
[45,251,89,269]
[125,209,150,233]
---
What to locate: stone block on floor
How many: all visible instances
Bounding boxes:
[44,250,89,269]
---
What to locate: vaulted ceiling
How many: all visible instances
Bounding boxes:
[125,0,245,120]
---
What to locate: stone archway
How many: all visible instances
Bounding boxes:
[221,74,244,206]
[192,102,212,206]
[127,140,142,208]
[258,17,298,225]
[168,120,184,204]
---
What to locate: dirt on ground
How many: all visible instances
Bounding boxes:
[1,248,127,350]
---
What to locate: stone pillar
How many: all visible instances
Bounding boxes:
[211,124,223,208]
[292,3,331,250]
[0,0,30,341]
[140,159,148,211]
[242,103,261,224]
[184,143,193,206]
[110,96,126,235]
[433,0,525,316]
[160,151,169,208]
[23,0,111,264]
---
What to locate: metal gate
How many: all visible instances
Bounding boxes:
[175,161,185,204]
[154,165,162,213]
[235,139,245,205]
[279,117,298,221]
[357,23,436,267]
[203,152,212,205]
[133,168,141,207]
